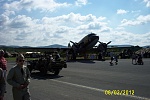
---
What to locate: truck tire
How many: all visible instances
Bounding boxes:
[40,66,47,75]
[54,70,60,75]
[63,63,67,68]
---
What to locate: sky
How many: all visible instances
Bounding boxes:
[0,0,150,47]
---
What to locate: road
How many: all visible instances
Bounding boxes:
[5,58,150,100]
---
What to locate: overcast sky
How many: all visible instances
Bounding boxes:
[0,0,150,47]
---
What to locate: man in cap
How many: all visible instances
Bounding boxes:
[7,54,31,100]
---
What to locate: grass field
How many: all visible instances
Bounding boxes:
[6,57,38,62]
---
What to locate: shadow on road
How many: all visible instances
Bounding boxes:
[30,72,64,80]
[67,59,96,64]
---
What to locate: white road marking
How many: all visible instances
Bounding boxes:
[51,79,150,100]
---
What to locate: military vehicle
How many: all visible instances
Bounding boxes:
[27,52,67,75]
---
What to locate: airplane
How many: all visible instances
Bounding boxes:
[68,33,111,60]
[14,33,111,60]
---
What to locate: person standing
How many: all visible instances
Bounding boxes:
[7,54,31,100]
[132,52,137,65]
[114,54,119,65]
[109,52,114,65]
[0,50,7,94]
[54,51,60,61]
[0,68,5,100]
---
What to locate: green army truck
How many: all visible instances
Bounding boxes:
[27,52,67,75]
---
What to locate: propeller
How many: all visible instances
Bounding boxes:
[98,41,111,45]
[107,41,111,45]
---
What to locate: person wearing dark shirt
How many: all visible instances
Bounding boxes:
[0,68,5,100]
[0,50,7,95]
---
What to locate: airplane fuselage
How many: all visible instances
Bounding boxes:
[71,33,99,53]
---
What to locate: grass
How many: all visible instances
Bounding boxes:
[6,57,16,62]
[5,57,39,62]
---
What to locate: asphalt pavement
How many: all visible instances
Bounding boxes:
[4,58,150,100]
